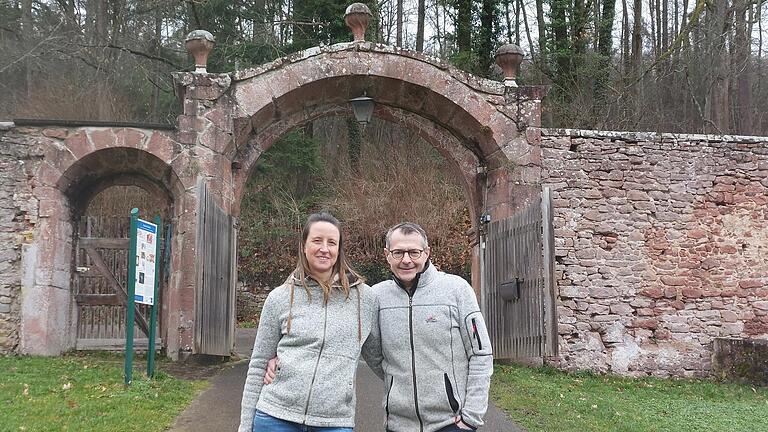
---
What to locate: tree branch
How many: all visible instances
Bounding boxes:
[629,0,707,87]
[78,44,183,69]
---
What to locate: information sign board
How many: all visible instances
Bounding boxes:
[134,219,157,305]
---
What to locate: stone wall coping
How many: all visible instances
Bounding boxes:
[11,118,176,130]
[540,127,768,145]
[230,42,507,96]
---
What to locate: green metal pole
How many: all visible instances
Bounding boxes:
[147,216,162,378]
[124,208,139,386]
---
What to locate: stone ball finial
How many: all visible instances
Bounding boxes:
[345,3,372,42]
[185,30,215,73]
[495,44,525,88]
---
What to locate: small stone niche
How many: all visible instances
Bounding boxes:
[712,337,768,386]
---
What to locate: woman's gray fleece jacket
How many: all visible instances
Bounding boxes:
[238,276,377,432]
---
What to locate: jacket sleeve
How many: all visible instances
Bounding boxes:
[238,289,283,432]
[360,294,384,380]
[457,281,493,429]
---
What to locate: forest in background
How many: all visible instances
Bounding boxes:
[4,0,767,289]
[1,0,767,134]
[238,117,471,287]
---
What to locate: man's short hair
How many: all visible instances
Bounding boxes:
[385,222,429,249]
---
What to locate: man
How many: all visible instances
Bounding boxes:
[364,222,493,432]
[265,222,493,431]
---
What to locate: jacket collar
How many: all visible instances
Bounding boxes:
[392,260,437,294]
[291,272,363,288]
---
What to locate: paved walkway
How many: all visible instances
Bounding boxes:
[169,328,526,432]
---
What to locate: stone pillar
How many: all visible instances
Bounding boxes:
[0,129,43,354]
[20,194,75,355]
[485,85,549,220]
[170,71,236,359]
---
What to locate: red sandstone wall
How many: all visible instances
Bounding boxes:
[541,129,768,377]
[0,126,41,353]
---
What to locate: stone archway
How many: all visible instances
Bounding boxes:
[19,128,195,357]
[230,104,481,222]
[175,43,545,223]
[16,38,544,360]
[169,39,545,358]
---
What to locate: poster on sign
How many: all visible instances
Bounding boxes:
[135,219,157,305]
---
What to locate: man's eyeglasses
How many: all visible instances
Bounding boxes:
[388,249,425,260]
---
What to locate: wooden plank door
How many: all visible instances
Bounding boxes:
[73,216,162,350]
[480,188,557,364]
[194,182,237,356]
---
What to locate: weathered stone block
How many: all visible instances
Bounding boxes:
[712,338,768,385]
[560,286,587,298]
[610,303,634,315]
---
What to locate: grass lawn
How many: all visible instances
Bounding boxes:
[491,363,768,432]
[0,353,208,432]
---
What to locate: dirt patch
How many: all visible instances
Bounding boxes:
[160,358,241,381]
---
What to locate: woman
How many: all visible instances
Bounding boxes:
[238,212,378,432]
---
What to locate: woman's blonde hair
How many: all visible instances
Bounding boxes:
[287,212,366,339]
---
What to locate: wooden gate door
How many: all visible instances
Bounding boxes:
[73,216,163,350]
[480,188,557,364]
[194,182,237,356]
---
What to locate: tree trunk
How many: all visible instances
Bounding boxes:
[457,0,472,55]
[151,4,162,122]
[22,0,33,99]
[57,0,79,33]
[396,0,403,47]
[536,0,547,61]
[550,0,570,82]
[733,0,752,134]
[520,0,535,59]
[649,0,657,57]
[631,0,643,123]
[595,0,616,125]
[478,0,496,76]
[705,0,731,133]
[254,0,270,44]
[572,0,589,55]
[514,0,520,45]
[622,0,630,73]
[416,0,425,51]
[434,0,443,55]
[504,0,513,44]
[661,0,669,51]
[346,118,361,174]
[598,0,616,56]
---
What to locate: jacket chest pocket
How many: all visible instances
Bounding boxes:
[411,304,456,334]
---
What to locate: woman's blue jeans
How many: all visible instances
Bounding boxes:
[252,410,353,432]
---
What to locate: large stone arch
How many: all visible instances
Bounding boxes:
[230,103,481,222]
[167,43,546,353]
[177,44,538,295]
[175,43,545,221]
[226,46,521,202]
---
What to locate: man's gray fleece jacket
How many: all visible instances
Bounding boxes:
[238,276,377,431]
[365,262,494,432]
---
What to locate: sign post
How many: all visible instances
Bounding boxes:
[147,215,163,378]
[124,208,139,385]
[125,209,162,384]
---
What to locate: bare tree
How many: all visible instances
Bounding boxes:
[416,0,425,51]
[396,0,403,46]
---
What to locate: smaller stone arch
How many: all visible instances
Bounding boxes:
[21,131,187,355]
[61,147,183,350]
